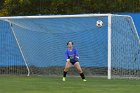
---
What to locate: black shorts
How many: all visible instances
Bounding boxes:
[70,59,79,65]
[71,62,79,65]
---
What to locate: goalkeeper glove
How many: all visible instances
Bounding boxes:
[66,59,70,62]
[76,56,79,59]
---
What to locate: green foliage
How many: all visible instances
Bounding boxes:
[0,0,140,16]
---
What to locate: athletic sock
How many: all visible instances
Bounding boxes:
[63,71,67,77]
[80,73,85,79]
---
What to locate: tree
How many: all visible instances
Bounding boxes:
[0,0,140,16]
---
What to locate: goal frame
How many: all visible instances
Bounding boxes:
[0,14,138,79]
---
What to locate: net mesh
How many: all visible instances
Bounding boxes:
[0,20,27,75]
[111,16,140,78]
[9,17,108,76]
[0,15,140,78]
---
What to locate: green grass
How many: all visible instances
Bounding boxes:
[0,76,140,93]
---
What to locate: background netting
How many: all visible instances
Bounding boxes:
[0,16,108,76]
[111,16,140,78]
[0,20,27,75]
[0,15,140,78]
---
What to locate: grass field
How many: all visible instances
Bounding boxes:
[0,76,140,93]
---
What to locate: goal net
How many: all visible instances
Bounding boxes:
[0,14,139,79]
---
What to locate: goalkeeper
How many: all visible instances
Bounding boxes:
[62,41,86,81]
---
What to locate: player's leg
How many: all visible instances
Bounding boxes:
[63,62,71,81]
[74,62,87,81]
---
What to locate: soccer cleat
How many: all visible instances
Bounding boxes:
[62,77,66,81]
[83,79,87,82]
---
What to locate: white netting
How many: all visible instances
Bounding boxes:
[0,14,140,78]
[0,16,108,76]
[111,16,140,78]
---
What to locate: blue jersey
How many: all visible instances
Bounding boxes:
[65,48,79,62]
